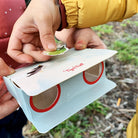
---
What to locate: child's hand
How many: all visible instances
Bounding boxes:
[8,0,61,63]
[0,58,18,119]
[55,28,107,49]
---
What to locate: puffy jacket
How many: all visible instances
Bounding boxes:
[0,0,26,68]
[127,98,138,138]
[60,0,138,28]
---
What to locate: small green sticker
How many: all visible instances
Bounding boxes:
[43,42,68,56]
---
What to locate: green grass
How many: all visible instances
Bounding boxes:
[92,24,114,37]
[111,38,138,66]
[120,20,138,27]
[50,115,85,138]
[30,124,37,132]
[92,19,138,66]
[85,100,109,116]
[50,100,109,137]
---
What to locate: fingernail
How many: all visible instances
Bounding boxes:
[76,44,86,49]
[48,44,56,51]
[77,40,84,44]
[76,41,86,49]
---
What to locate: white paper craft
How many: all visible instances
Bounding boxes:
[4,48,117,133]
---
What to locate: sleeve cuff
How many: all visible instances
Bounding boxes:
[57,0,68,31]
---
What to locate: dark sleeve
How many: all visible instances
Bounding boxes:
[25,0,31,6]
[58,0,67,30]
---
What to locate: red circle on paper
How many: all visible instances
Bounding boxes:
[83,62,104,85]
[30,84,61,113]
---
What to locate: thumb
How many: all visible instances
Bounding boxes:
[36,20,57,52]
[0,58,15,76]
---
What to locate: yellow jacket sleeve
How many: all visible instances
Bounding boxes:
[61,0,138,28]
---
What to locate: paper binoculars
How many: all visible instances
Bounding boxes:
[4,48,117,133]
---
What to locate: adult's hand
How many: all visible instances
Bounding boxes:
[55,28,106,49]
[0,58,18,119]
[8,0,61,63]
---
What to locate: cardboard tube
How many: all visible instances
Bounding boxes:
[30,85,61,112]
[83,62,104,84]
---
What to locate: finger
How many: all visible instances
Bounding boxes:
[87,33,107,49]
[56,28,76,49]
[55,30,68,43]
[66,37,75,49]
[66,28,76,49]
[87,42,107,49]
[36,18,57,52]
[0,98,19,119]
[75,28,107,50]
[0,58,15,76]
[23,44,51,62]
[74,29,89,50]
[0,82,8,98]
[7,35,34,63]
[55,28,75,44]
[0,92,12,104]
[0,77,4,95]
[74,40,88,50]
[0,79,4,91]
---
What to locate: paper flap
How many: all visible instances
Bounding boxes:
[7,49,117,96]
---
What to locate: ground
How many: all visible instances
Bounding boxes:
[23,15,138,138]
